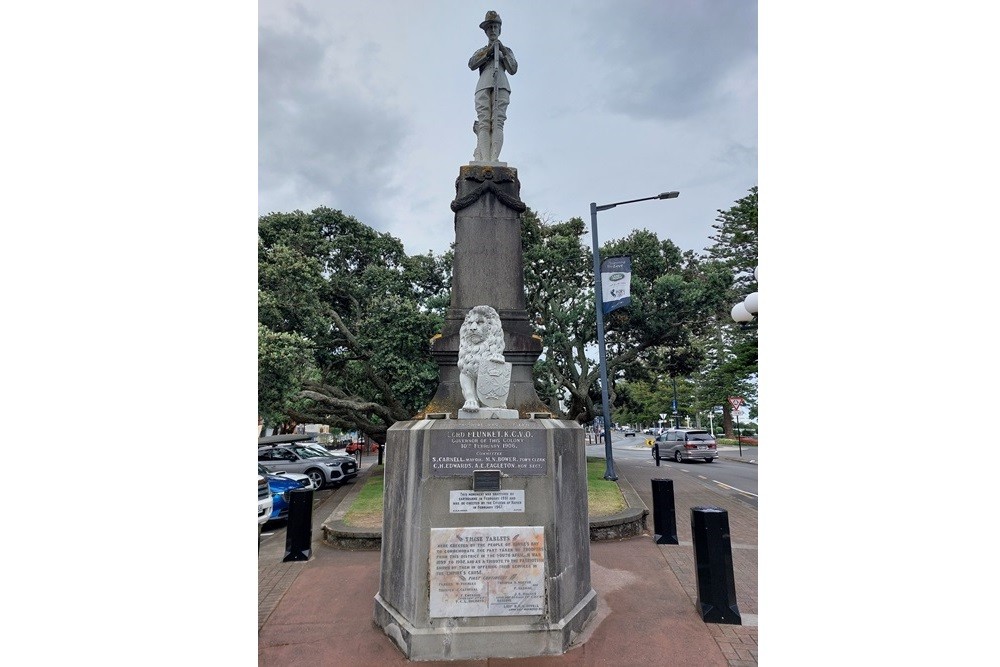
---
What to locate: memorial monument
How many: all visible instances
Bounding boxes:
[373,12,596,661]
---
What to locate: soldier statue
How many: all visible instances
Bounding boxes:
[469,11,517,163]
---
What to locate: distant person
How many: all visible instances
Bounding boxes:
[469,10,517,162]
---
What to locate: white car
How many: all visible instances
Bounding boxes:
[258,475,274,529]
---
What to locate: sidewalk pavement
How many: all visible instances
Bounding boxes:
[259,449,757,666]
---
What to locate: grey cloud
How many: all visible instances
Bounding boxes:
[583,1,757,121]
[718,142,758,170]
[259,26,408,217]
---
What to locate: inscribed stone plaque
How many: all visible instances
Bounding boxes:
[429,526,545,617]
[473,469,502,491]
[450,490,525,513]
[430,428,547,476]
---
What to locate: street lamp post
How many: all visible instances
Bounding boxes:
[671,376,679,428]
[590,190,679,481]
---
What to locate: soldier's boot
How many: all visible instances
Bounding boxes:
[490,123,504,162]
[473,125,492,162]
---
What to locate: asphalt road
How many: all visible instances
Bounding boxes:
[587,432,758,510]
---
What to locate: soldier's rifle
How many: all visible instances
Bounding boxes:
[491,40,499,159]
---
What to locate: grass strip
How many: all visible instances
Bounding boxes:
[342,466,384,529]
[586,456,627,517]
[341,459,627,528]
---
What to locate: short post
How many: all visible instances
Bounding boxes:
[690,506,741,624]
[283,488,314,562]
[651,478,678,545]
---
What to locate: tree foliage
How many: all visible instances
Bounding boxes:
[613,375,717,430]
[257,324,317,427]
[520,211,596,420]
[257,188,757,440]
[521,208,731,424]
[258,207,448,442]
[700,187,758,436]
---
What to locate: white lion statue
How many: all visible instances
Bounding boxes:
[457,305,511,411]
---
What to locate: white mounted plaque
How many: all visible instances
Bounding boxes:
[429,526,545,617]
[450,490,525,513]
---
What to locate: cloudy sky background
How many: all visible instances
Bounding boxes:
[259,1,757,257]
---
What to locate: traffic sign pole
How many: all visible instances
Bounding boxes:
[727,397,745,456]
[735,411,742,457]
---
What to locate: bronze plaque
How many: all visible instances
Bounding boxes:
[430,428,547,477]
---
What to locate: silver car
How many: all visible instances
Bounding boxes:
[652,428,717,463]
[258,444,359,488]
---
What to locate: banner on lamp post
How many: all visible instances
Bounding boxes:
[601,256,632,315]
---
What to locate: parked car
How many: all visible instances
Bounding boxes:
[259,463,318,491]
[259,467,309,520]
[258,474,273,532]
[307,442,368,460]
[652,428,717,463]
[258,443,359,489]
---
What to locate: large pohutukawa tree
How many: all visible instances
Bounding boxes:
[520,208,731,424]
[258,207,450,443]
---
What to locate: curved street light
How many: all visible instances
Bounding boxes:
[591,191,680,481]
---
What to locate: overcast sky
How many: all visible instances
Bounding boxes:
[259,1,757,257]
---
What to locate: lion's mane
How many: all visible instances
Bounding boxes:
[457,305,506,379]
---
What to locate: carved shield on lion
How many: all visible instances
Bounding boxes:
[476,360,512,408]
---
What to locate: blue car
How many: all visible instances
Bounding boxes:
[258,464,308,520]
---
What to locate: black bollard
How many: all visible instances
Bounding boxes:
[651,478,678,545]
[690,506,741,624]
[283,488,314,562]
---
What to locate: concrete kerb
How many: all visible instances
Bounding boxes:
[321,456,651,550]
[718,445,758,465]
[625,443,758,465]
[321,460,382,550]
[589,469,648,541]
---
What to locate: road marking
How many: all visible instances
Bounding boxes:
[697,475,708,480]
[713,480,758,498]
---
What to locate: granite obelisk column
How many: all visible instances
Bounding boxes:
[421,164,549,418]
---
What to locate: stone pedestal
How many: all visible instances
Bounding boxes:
[458,407,519,420]
[422,165,549,418]
[374,418,596,661]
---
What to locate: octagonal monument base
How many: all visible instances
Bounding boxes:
[373,418,596,661]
